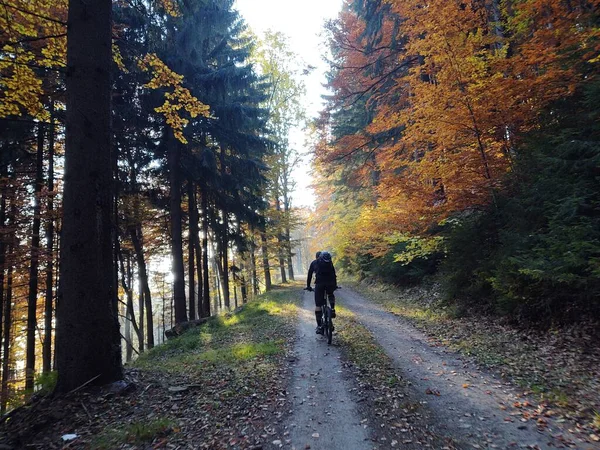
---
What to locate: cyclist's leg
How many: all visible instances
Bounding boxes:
[314,283,325,326]
[326,284,336,308]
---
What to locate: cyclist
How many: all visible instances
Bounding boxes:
[306,251,337,334]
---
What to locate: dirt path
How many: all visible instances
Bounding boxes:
[279,290,371,450]
[337,287,595,450]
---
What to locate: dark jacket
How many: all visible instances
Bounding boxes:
[307,258,337,287]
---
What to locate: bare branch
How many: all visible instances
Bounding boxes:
[1,33,66,47]
[0,2,66,25]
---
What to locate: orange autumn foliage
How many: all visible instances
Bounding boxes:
[314,0,600,257]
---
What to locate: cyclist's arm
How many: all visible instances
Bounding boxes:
[333,264,338,286]
[307,261,315,288]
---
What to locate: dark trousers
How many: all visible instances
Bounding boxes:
[314,283,336,308]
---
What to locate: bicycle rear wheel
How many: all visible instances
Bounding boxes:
[325,308,333,345]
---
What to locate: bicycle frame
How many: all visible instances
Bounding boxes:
[305,285,337,345]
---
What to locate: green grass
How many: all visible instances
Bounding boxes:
[196,341,283,363]
[593,410,600,430]
[90,418,175,449]
[335,304,391,371]
[346,279,511,368]
[132,288,299,375]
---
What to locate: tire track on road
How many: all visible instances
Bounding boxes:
[338,287,594,449]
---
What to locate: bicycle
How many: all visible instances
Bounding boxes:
[305,285,340,345]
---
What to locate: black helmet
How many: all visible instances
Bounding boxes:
[315,251,322,259]
[320,251,332,263]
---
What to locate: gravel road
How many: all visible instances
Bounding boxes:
[337,287,595,450]
[279,290,372,450]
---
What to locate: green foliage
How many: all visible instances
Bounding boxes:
[355,241,442,285]
[387,233,445,265]
[491,136,600,320]
[34,371,58,396]
[440,211,498,310]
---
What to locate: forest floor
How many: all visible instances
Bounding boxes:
[0,281,598,449]
[0,286,300,450]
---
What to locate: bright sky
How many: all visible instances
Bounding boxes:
[234,0,344,208]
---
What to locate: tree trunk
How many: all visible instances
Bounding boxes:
[283,189,294,281]
[1,194,16,413]
[260,221,272,291]
[169,136,187,324]
[240,262,248,304]
[1,261,13,414]
[124,303,133,362]
[218,148,230,308]
[213,253,222,311]
[118,247,142,351]
[191,192,203,317]
[220,214,230,309]
[187,182,196,321]
[0,164,7,374]
[273,191,287,284]
[201,189,211,317]
[138,271,144,353]
[56,0,122,392]
[43,104,55,374]
[277,237,287,283]
[25,122,45,390]
[285,232,294,281]
[161,281,166,343]
[130,225,153,348]
[249,227,259,296]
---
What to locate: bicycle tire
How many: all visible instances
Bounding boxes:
[325,308,333,345]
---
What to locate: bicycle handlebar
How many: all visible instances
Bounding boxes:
[304,285,341,291]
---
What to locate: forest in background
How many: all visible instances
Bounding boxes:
[312,0,600,324]
[0,0,309,411]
